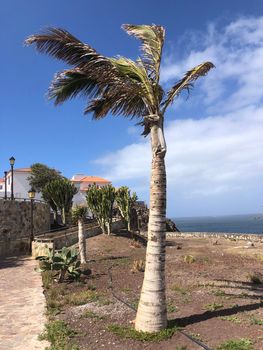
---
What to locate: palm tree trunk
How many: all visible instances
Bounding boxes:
[78,218,87,264]
[106,222,111,235]
[61,207,66,225]
[135,122,167,332]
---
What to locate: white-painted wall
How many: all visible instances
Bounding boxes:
[0,171,42,200]
[0,171,111,208]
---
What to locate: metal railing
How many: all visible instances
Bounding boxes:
[0,196,45,203]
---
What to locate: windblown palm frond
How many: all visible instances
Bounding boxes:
[85,91,147,119]
[25,27,106,68]
[161,62,215,114]
[110,57,155,108]
[48,69,101,105]
[122,24,165,82]
[26,27,153,118]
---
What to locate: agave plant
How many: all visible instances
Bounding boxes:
[26,25,214,332]
[36,247,81,282]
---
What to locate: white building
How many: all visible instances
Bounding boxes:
[0,168,42,200]
[71,174,111,206]
[0,169,111,205]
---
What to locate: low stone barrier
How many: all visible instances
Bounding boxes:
[32,219,126,257]
[166,231,263,242]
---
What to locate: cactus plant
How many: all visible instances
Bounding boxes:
[36,247,81,282]
[116,186,137,231]
[42,178,77,225]
[86,185,115,235]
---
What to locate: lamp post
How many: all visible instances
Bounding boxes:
[9,156,15,200]
[28,188,36,254]
[4,171,7,200]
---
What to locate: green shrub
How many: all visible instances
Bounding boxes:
[219,316,242,324]
[131,259,145,272]
[250,315,263,325]
[107,323,178,342]
[81,310,104,320]
[183,255,196,264]
[171,285,189,295]
[249,273,262,284]
[39,320,79,350]
[217,338,253,350]
[65,290,99,305]
[205,303,224,311]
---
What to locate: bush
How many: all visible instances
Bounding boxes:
[183,255,196,264]
[39,320,79,350]
[249,273,262,284]
[107,323,178,342]
[217,338,253,350]
[131,259,145,272]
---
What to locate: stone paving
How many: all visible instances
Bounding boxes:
[0,256,49,350]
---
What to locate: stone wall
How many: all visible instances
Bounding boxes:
[130,202,180,232]
[166,231,263,242]
[32,219,126,258]
[0,199,50,256]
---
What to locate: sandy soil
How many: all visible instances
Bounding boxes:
[49,232,263,349]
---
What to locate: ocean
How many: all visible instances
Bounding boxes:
[173,214,263,234]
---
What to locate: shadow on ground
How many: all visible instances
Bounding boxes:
[0,255,29,269]
[170,301,263,327]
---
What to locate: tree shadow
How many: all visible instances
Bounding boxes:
[169,301,263,328]
[115,230,147,247]
[215,278,262,287]
[0,255,28,270]
[98,255,130,262]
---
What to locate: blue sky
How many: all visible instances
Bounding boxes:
[1,0,263,217]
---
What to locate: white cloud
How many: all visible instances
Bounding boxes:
[95,16,263,216]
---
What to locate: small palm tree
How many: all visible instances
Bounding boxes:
[72,206,88,264]
[26,25,214,332]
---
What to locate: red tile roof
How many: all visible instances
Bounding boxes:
[14,168,32,172]
[72,176,110,184]
[0,178,4,183]
[6,168,32,175]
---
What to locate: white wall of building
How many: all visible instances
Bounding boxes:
[0,170,42,200]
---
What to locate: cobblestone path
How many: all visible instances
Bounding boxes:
[0,256,49,350]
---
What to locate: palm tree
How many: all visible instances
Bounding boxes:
[25,25,214,332]
[72,206,88,264]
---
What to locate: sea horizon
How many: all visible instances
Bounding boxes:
[172,213,263,234]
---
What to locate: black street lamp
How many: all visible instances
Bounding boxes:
[28,188,36,254]
[4,171,7,200]
[9,156,15,200]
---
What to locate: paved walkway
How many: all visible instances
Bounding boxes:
[0,256,49,350]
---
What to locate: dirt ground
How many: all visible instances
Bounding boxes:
[47,232,263,350]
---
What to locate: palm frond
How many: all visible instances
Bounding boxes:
[25,27,107,68]
[161,62,215,113]
[122,24,165,82]
[110,56,155,109]
[48,69,101,105]
[85,89,147,119]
